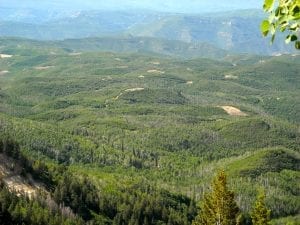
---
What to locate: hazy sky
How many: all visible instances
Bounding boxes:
[2,0,262,13]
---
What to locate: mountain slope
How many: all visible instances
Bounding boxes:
[129,10,296,55]
[0,10,163,40]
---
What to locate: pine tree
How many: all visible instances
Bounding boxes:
[193,170,240,225]
[251,191,271,225]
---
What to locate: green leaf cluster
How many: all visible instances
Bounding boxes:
[261,0,300,49]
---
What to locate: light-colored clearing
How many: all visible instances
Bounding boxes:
[186,81,193,85]
[151,61,160,65]
[224,74,238,80]
[69,52,82,56]
[147,69,165,74]
[0,154,44,199]
[125,88,144,92]
[187,67,193,71]
[0,54,13,58]
[138,75,145,78]
[114,88,144,100]
[34,66,54,70]
[220,106,247,116]
[117,65,128,69]
[101,77,113,81]
[3,176,40,199]
[114,57,121,61]
[0,70,9,75]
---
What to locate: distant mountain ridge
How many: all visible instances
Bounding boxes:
[0,7,76,24]
[0,36,229,60]
[0,8,296,55]
[0,10,165,38]
[128,10,295,55]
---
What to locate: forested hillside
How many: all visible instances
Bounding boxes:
[0,38,299,224]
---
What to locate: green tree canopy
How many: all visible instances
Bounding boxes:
[193,170,240,225]
[261,0,300,49]
[251,191,271,225]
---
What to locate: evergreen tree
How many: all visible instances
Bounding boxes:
[251,191,271,225]
[193,170,240,225]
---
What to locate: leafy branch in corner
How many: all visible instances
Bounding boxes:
[261,0,300,49]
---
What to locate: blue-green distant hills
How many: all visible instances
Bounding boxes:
[0,9,296,55]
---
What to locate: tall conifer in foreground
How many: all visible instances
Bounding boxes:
[251,191,271,225]
[193,170,240,225]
